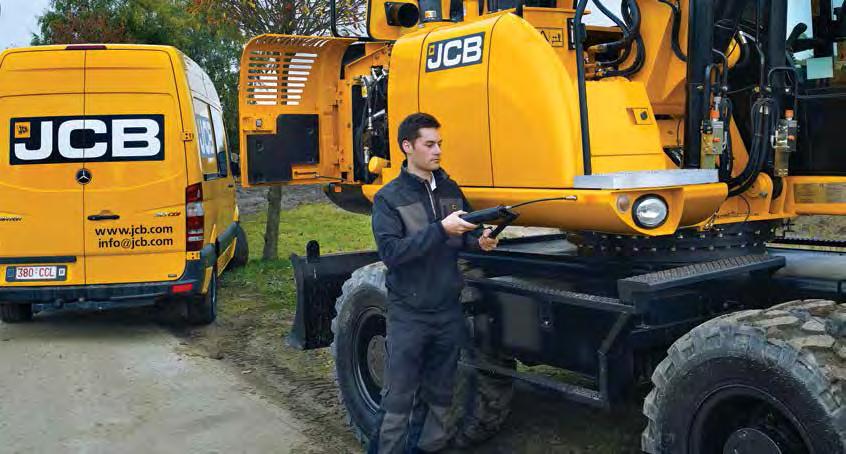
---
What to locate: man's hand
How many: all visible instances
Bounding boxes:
[441,211,477,236]
[478,228,499,251]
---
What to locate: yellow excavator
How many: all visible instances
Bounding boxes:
[238,1,846,452]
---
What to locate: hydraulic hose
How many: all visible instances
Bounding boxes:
[574,0,592,175]
[598,0,644,78]
[657,0,687,62]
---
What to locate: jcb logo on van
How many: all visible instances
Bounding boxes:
[426,32,485,72]
[10,115,164,165]
[14,122,30,139]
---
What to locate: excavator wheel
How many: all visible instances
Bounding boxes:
[331,262,514,447]
[642,300,846,453]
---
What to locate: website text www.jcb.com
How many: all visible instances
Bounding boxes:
[95,224,175,250]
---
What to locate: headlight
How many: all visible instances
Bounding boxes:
[633,195,668,229]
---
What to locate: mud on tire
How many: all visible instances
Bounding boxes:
[450,351,515,448]
[331,262,515,447]
[642,300,846,454]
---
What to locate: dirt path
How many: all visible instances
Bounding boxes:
[186,301,644,454]
[0,309,349,454]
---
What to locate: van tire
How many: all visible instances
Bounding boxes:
[229,226,249,269]
[187,268,218,325]
[0,303,33,323]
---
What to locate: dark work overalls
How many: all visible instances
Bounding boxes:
[369,164,481,454]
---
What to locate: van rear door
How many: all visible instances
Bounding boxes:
[82,49,187,285]
[0,49,86,287]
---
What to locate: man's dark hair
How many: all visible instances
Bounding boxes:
[397,112,441,152]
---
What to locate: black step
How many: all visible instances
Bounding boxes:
[617,254,785,303]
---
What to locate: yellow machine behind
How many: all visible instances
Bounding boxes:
[238,0,846,238]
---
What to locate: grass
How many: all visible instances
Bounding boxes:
[220,203,374,318]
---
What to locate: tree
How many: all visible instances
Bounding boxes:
[192,0,365,261]
[33,0,243,157]
[192,0,366,37]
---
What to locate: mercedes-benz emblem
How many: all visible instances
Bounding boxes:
[75,168,92,185]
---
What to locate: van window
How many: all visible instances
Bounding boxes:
[193,98,221,179]
[210,106,228,177]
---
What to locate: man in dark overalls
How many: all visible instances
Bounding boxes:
[369,112,498,453]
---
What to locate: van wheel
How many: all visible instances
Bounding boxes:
[229,226,249,269]
[187,268,218,325]
[0,303,33,323]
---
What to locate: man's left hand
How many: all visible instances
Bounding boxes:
[478,228,498,251]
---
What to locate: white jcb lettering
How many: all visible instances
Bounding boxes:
[58,119,107,159]
[462,35,483,64]
[442,40,463,67]
[14,121,52,161]
[425,33,485,72]
[10,115,163,164]
[426,44,443,71]
[113,119,161,157]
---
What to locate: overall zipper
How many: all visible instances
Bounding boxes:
[424,181,438,219]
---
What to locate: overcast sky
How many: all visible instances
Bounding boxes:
[1,0,52,49]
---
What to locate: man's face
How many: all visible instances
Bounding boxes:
[403,127,442,172]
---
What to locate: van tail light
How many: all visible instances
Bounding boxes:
[186,183,205,252]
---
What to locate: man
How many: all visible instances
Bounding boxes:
[370,112,498,454]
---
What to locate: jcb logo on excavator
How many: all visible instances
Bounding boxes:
[426,32,485,72]
[9,115,164,165]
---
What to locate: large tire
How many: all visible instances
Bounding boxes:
[228,225,249,269]
[642,300,846,454]
[0,303,33,323]
[331,262,515,448]
[332,262,390,444]
[450,351,515,448]
[187,267,218,325]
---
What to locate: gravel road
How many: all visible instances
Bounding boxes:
[0,309,329,454]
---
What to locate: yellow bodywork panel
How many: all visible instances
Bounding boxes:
[486,13,581,188]
[0,49,87,287]
[419,17,498,186]
[238,7,846,236]
[1,44,237,292]
[585,79,668,174]
[361,182,728,236]
[785,176,846,216]
[82,48,188,285]
[239,35,355,186]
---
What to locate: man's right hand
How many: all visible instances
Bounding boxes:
[441,211,478,236]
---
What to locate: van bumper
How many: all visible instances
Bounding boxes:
[0,258,207,306]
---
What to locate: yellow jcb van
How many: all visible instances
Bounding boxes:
[0,44,248,324]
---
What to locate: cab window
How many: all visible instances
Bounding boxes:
[209,106,229,178]
[193,98,221,179]
[787,1,846,88]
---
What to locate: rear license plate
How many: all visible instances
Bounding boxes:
[6,265,67,282]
